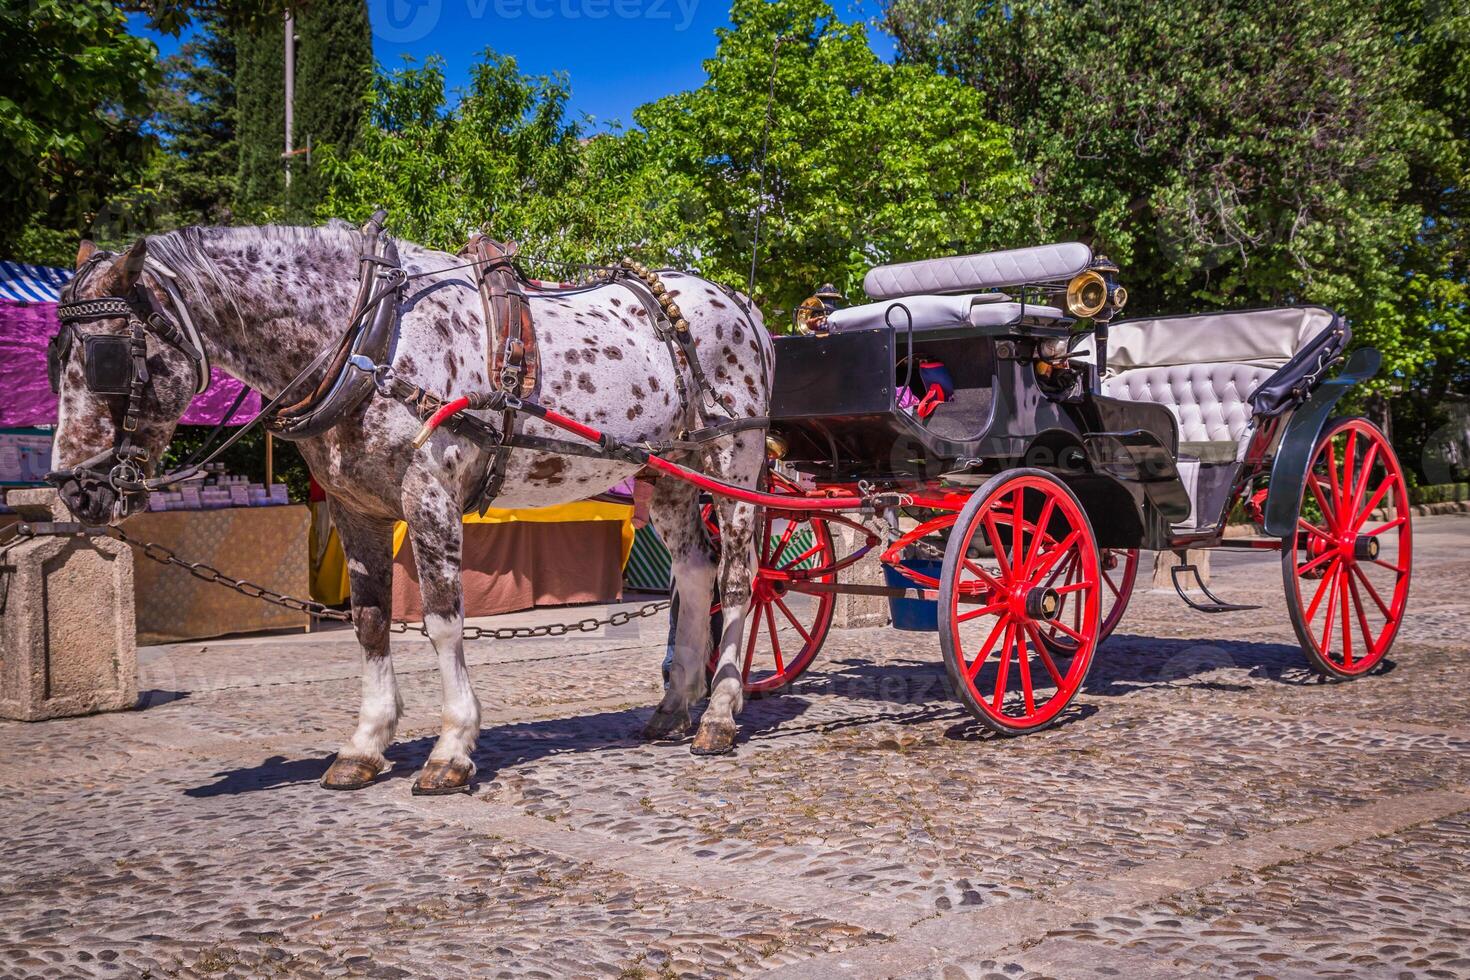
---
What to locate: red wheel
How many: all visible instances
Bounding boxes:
[1038,547,1138,653]
[703,475,836,696]
[1284,418,1411,677]
[939,470,1102,734]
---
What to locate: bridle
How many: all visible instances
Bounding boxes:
[46,251,212,507]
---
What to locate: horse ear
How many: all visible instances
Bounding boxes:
[75,240,97,269]
[104,238,148,294]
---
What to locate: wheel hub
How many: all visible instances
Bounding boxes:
[1353,534,1379,561]
[1024,586,1062,620]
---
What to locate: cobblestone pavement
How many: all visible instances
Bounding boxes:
[1,515,1466,979]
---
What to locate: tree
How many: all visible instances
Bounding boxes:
[0,0,157,264]
[289,0,373,219]
[637,0,1027,319]
[148,11,238,227]
[233,12,286,218]
[883,0,1443,378]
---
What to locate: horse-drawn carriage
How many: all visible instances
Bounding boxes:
[40,222,1412,783]
[709,243,1411,733]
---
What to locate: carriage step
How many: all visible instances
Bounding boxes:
[1170,564,1261,614]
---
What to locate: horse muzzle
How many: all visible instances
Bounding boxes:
[46,469,145,526]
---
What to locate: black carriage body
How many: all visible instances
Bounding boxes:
[768,303,1362,552]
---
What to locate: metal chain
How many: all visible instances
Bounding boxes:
[4,523,668,640]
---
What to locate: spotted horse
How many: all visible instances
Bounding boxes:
[45,216,774,794]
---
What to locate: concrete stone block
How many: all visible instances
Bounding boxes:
[0,489,137,721]
[1152,547,1210,590]
[831,520,890,630]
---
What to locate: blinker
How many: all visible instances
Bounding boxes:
[81,334,136,396]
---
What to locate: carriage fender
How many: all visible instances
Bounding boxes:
[1262,347,1380,538]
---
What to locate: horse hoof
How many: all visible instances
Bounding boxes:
[642,708,692,742]
[321,756,382,791]
[412,760,475,796]
[690,721,737,756]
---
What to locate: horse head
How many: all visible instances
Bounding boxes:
[47,238,203,524]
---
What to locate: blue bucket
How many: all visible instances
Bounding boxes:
[884,559,943,631]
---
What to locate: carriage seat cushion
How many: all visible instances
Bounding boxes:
[825,293,1068,334]
[1100,362,1276,445]
[863,242,1092,299]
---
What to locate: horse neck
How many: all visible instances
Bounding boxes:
[164,226,362,397]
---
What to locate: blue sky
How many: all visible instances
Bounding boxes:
[134,0,894,129]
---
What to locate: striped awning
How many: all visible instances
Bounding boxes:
[0,261,72,303]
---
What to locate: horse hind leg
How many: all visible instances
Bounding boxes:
[403,481,481,796]
[692,432,766,756]
[321,507,403,790]
[642,478,716,742]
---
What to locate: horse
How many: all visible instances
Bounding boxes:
[48,221,773,794]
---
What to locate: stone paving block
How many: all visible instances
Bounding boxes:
[0,489,136,721]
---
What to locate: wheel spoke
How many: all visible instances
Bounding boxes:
[1044,617,1088,644]
[1016,627,1035,715]
[961,558,1006,594]
[1346,571,1378,656]
[1338,430,1357,527]
[1318,564,1340,652]
[1298,517,1332,541]
[772,596,812,643]
[1010,490,1026,580]
[1371,558,1407,574]
[1363,515,1407,538]
[1101,561,1121,598]
[778,540,825,571]
[992,621,1014,711]
[1304,559,1340,622]
[1308,473,1336,530]
[764,601,784,674]
[1023,622,1066,685]
[1022,498,1057,578]
[967,614,1009,681]
[983,511,1012,580]
[1029,529,1082,581]
[1339,568,1353,667]
[1295,548,1336,577]
[1354,477,1395,528]
[1348,443,1379,521]
[1325,439,1344,519]
[1351,563,1394,620]
[957,600,1007,623]
[1054,579,1097,595]
[742,600,762,679]
[771,520,799,566]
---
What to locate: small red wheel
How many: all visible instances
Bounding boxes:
[1284,417,1411,677]
[1037,547,1138,653]
[939,469,1102,734]
[703,474,836,696]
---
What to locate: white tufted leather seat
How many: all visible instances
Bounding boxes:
[1082,306,1340,529]
[1101,363,1273,445]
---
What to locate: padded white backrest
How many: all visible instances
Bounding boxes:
[863,242,1092,299]
[826,294,1064,333]
[1101,363,1276,444]
[1094,306,1335,371]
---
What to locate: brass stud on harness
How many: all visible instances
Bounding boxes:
[664,303,682,320]
[674,318,690,333]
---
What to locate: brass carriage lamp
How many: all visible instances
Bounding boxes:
[1064,257,1127,323]
[795,282,847,334]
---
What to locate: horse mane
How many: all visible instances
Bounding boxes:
[144,223,358,329]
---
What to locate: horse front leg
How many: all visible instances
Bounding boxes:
[644,479,717,742]
[321,507,402,790]
[403,487,480,795]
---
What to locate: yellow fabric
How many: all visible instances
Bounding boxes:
[389,501,636,566]
[314,501,635,605]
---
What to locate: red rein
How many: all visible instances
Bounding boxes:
[414,397,869,511]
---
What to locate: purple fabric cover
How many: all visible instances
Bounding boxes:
[1,299,260,427]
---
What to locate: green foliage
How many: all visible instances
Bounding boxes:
[289,0,373,220]
[0,0,158,265]
[636,0,1026,318]
[233,13,285,219]
[147,10,238,227]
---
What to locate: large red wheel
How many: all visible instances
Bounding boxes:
[703,475,836,696]
[1038,547,1138,653]
[1284,417,1411,677]
[939,470,1102,734]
